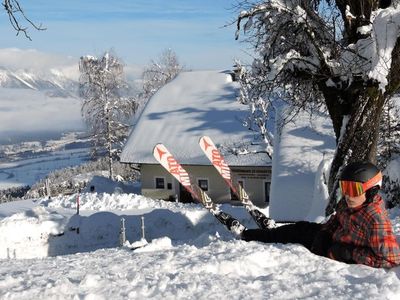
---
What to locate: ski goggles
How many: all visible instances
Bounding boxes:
[339,172,383,197]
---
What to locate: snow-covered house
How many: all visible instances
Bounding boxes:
[120,70,272,207]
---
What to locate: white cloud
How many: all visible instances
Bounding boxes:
[0,88,84,135]
[0,48,75,70]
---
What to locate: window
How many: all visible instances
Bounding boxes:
[264,181,271,203]
[198,179,209,191]
[155,177,165,189]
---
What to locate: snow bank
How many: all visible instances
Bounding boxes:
[269,107,336,221]
[0,206,67,259]
[366,8,400,92]
[1,238,400,299]
[1,192,400,299]
[306,157,331,223]
[0,194,252,259]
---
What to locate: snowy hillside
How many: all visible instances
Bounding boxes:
[1,189,400,299]
[0,132,91,190]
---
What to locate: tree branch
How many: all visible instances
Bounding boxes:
[3,0,46,40]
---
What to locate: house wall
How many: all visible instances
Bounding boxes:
[140,164,272,208]
[231,167,272,207]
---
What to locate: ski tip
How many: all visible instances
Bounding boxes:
[153,143,167,161]
[199,135,215,150]
[152,143,162,153]
[199,135,211,143]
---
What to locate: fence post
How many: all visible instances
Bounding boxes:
[141,216,145,240]
[119,218,126,246]
[76,190,80,215]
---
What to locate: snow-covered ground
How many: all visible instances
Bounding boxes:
[0,47,399,298]
[1,190,400,299]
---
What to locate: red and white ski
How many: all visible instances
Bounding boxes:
[199,136,273,229]
[153,143,245,234]
[153,143,220,214]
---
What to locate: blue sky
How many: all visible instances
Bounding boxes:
[0,0,248,69]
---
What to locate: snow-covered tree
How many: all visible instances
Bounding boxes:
[235,0,400,214]
[235,61,274,158]
[79,52,137,179]
[2,0,45,39]
[378,96,400,206]
[140,49,183,105]
[378,97,400,165]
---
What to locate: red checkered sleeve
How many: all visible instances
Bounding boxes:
[351,212,400,268]
[325,196,400,268]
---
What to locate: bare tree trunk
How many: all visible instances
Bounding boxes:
[105,104,113,180]
[108,138,113,180]
[323,84,385,214]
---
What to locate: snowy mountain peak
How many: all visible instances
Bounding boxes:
[0,66,78,97]
[0,48,80,97]
[0,48,142,97]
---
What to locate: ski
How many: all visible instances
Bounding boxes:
[199,135,274,229]
[153,143,245,235]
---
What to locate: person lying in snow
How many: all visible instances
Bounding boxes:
[222,161,400,268]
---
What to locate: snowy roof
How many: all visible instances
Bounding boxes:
[121,70,271,167]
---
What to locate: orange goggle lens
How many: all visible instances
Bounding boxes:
[339,180,365,197]
[339,172,382,197]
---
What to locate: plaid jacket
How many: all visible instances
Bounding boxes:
[322,195,400,268]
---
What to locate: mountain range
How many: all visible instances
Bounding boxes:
[0,48,142,98]
[0,66,78,98]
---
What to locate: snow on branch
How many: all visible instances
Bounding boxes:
[236,1,338,89]
[235,1,400,215]
[236,1,400,102]
[366,7,400,92]
[79,52,137,179]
